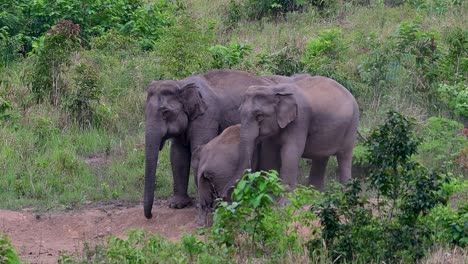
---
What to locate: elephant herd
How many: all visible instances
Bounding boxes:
[143,69,359,226]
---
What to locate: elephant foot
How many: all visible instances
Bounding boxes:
[168,195,192,209]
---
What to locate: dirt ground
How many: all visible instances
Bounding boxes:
[0,200,198,264]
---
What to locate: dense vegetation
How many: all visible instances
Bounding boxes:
[0,0,466,262]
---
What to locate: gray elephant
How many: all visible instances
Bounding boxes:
[260,73,311,84]
[144,69,275,219]
[236,76,359,193]
[191,124,275,226]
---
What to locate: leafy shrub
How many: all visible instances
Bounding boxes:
[437,84,468,118]
[212,170,285,249]
[256,45,304,75]
[418,117,467,168]
[0,30,22,66]
[391,18,441,91]
[0,0,178,57]
[29,20,81,105]
[224,0,243,29]
[407,0,464,15]
[209,42,252,69]
[0,96,13,123]
[212,170,318,257]
[89,29,139,54]
[312,111,451,262]
[357,38,401,97]
[423,178,468,247]
[441,27,467,84]
[0,234,21,264]
[302,28,347,81]
[155,14,215,79]
[64,62,102,128]
[245,0,310,20]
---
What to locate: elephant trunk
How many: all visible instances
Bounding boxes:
[144,123,164,219]
[236,121,259,177]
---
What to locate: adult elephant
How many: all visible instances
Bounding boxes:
[236,76,359,193]
[144,69,275,219]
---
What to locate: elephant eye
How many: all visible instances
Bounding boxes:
[256,113,265,122]
[160,108,171,120]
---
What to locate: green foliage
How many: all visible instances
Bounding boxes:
[224,0,243,29]
[212,170,285,249]
[0,96,13,123]
[0,0,178,57]
[64,62,103,128]
[407,0,464,15]
[212,170,319,258]
[155,14,215,79]
[313,111,451,262]
[256,45,304,75]
[29,20,81,105]
[302,28,347,81]
[245,0,310,20]
[418,117,467,168]
[209,42,252,69]
[392,18,441,91]
[0,235,21,264]
[441,27,467,83]
[62,229,230,263]
[423,177,468,247]
[437,83,468,118]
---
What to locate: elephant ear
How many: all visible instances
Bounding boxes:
[178,83,208,121]
[275,92,297,128]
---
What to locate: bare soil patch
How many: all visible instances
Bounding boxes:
[0,200,198,264]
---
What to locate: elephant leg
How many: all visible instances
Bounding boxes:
[279,144,302,191]
[169,137,192,209]
[256,138,281,172]
[337,149,353,185]
[308,157,330,191]
[197,177,213,226]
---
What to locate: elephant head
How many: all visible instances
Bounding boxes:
[144,80,207,219]
[236,85,297,174]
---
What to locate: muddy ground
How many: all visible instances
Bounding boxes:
[0,200,198,264]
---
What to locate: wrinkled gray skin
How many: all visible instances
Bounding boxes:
[144,69,275,219]
[236,76,359,194]
[191,124,275,226]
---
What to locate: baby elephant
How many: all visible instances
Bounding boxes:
[191,124,275,226]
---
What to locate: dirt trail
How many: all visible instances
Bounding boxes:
[0,200,198,264]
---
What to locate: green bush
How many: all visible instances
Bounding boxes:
[441,27,467,84]
[155,14,215,79]
[418,117,467,168]
[256,45,304,75]
[302,28,347,81]
[0,235,21,264]
[29,20,81,105]
[212,170,286,249]
[209,42,252,69]
[64,62,102,128]
[391,18,441,91]
[245,0,310,20]
[212,170,318,257]
[312,111,451,262]
[423,178,468,247]
[0,0,178,58]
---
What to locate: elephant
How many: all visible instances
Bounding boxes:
[260,73,311,84]
[236,76,359,194]
[144,69,276,219]
[191,124,276,226]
